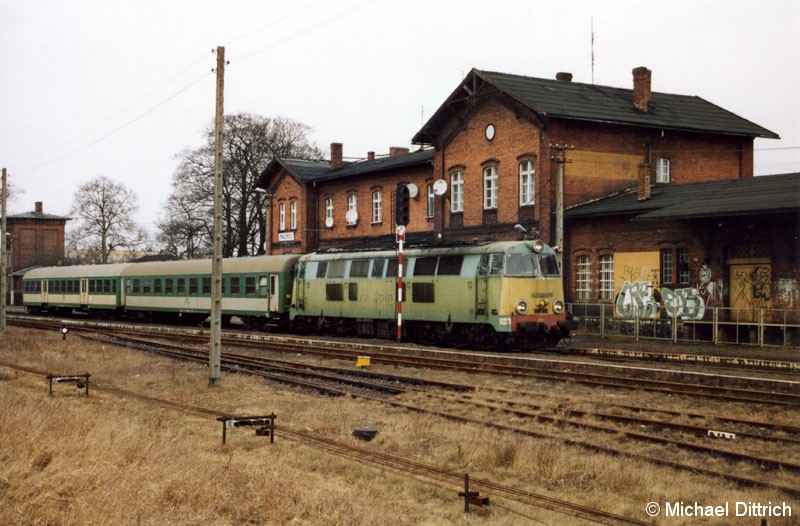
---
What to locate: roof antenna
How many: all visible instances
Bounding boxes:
[591,18,596,84]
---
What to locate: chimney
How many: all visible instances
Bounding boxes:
[388,146,409,157]
[35,202,43,216]
[637,163,651,200]
[632,67,652,112]
[555,72,573,82]
[367,151,375,161]
[330,142,343,170]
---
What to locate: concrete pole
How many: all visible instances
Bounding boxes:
[209,46,225,386]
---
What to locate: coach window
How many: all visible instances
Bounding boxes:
[327,260,346,278]
[437,255,463,276]
[177,278,186,295]
[245,276,256,295]
[202,277,211,295]
[371,259,385,278]
[189,278,199,296]
[413,257,437,276]
[165,278,174,295]
[230,276,241,296]
[350,260,370,278]
[385,258,398,278]
[143,279,152,295]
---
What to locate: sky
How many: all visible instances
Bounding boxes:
[1,0,798,237]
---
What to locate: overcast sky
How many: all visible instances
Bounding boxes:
[1,0,798,234]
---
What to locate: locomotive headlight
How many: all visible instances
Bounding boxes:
[531,240,544,253]
[553,300,565,314]
[515,301,528,315]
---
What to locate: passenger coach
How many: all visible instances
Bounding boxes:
[22,264,127,316]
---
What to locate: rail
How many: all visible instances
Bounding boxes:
[569,303,800,348]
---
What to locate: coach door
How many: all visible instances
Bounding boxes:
[476,255,489,316]
[80,278,89,305]
[268,275,279,312]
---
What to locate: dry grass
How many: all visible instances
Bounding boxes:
[1,327,797,525]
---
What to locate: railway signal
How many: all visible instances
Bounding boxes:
[395,183,410,226]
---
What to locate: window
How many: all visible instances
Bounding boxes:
[371,259,385,278]
[677,248,690,285]
[189,278,199,295]
[426,184,434,218]
[279,202,286,231]
[350,260,370,278]
[483,166,498,209]
[324,197,334,227]
[327,260,346,278]
[413,257,437,276]
[165,278,174,295]
[437,255,463,276]
[661,249,674,285]
[315,261,328,279]
[290,200,297,230]
[245,276,256,295]
[656,158,670,183]
[202,277,211,295]
[576,256,591,300]
[450,172,464,213]
[371,191,382,223]
[230,277,241,295]
[177,278,186,295]
[347,194,357,225]
[519,160,535,206]
[599,255,614,301]
[154,279,162,295]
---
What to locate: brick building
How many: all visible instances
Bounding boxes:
[8,201,69,303]
[257,66,791,323]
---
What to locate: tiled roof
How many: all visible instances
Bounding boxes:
[259,149,434,188]
[413,68,779,143]
[565,173,800,221]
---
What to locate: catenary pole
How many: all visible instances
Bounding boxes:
[209,47,225,386]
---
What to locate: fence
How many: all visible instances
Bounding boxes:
[568,303,800,347]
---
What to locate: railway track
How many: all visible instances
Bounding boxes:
[23,323,799,498]
[0,359,650,526]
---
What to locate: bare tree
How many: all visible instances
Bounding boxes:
[68,175,146,264]
[160,113,322,258]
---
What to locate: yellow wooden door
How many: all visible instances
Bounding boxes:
[729,261,771,322]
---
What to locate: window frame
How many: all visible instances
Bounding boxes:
[656,157,671,184]
[483,166,498,210]
[576,255,591,300]
[290,200,297,231]
[278,202,286,231]
[450,171,464,213]
[599,255,614,301]
[519,159,535,206]
[371,190,382,224]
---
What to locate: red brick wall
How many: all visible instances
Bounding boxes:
[8,219,66,269]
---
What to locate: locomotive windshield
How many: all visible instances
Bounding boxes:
[503,253,561,277]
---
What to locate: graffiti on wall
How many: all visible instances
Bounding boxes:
[696,264,724,304]
[616,281,706,320]
[776,279,798,309]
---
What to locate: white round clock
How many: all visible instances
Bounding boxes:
[485,124,496,141]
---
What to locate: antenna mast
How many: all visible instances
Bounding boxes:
[591,18,596,84]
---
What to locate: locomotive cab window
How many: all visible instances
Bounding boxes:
[327,260,346,278]
[371,259,385,278]
[413,257,437,276]
[437,255,463,276]
[349,260,370,278]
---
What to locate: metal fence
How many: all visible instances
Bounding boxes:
[568,303,800,347]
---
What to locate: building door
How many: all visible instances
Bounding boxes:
[729,261,771,323]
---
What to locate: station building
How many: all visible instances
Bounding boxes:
[257,66,798,324]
